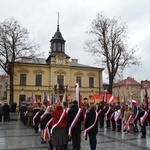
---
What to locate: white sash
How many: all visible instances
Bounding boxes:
[84,111,98,137]
[68,108,82,137]
[140,111,148,126]
[50,109,66,134]
[126,115,133,130]
[33,111,40,125]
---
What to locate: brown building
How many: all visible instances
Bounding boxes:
[113,77,141,103]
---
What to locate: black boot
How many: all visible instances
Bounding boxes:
[48,141,53,150]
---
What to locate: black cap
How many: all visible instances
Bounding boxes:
[73,100,78,105]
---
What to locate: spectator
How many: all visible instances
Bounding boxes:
[11,102,17,113]
[3,101,10,122]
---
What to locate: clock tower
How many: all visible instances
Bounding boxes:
[46,13,70,64]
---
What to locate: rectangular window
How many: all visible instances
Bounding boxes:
[20,74,26,85]
[89,77,94,87]
[36,74,42,86]
[76,76,82,87]
[57,75,64,90]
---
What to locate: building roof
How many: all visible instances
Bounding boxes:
[113,77,141,88]
[16,57,46,64]
[16,57,104,70]
[46,52,70,63]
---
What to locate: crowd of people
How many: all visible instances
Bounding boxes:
[0,101,17,122]
[0,99,148,150]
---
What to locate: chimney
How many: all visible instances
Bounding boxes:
[71,59,78,64]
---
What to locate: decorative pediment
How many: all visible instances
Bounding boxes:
[56,54,65,59]
[17,68,30,73]
[33,69,45,74]
[74,71,84,76]
[54,69,67,75]
[87,72,96,77]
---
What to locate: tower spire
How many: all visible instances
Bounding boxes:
[57,12,59,31]
[57,12,59,26]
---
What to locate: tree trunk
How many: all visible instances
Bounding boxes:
[9,72,14,104]
[108,76,113,94]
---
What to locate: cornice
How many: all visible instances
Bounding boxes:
[33,69,45,74]
[74,71,84,76]
[87,72,96,77]
[54,69,67,75]
[17,68,30,73]
[51,64,70,68]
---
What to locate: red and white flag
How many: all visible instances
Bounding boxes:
[109,95,114,104]
[104,90,107,106]
[55,94,60,103]
[75,83,83,109]
[62,86,68,103]
[47,95,51,106]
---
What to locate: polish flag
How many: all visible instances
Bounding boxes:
[109,95,114,104]
[47,95,51,106]
[129,94,133,108]
[31,92,36,106]
[75,83,83,109]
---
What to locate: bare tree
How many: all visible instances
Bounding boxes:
[0,18,42,104]
[85,12,140,94]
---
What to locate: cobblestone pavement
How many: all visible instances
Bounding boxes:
[0,118,150,150]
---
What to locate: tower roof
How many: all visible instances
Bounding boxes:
[50,13,65,42]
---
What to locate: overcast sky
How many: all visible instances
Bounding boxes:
[0,0,150,83]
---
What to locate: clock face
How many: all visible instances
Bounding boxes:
[58,59,63,64]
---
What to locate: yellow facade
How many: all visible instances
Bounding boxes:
[9,58,103,106]
[6,24,104,106]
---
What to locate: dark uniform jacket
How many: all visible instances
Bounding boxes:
[67,105,84,134]
[84,109,98,135]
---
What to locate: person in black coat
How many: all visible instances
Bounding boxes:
[33,102,41,133]
[3,101,10,122]
[140,106,148,138]
[67,100,84,150]
[97,102,105,128]
[20,101,26,123]
[38,105,47,143]
[110,106,116,131]
[84,104,98,150]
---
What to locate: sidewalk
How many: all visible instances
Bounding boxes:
[0,119,150,150]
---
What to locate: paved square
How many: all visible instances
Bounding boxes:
[0,118,150,150]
